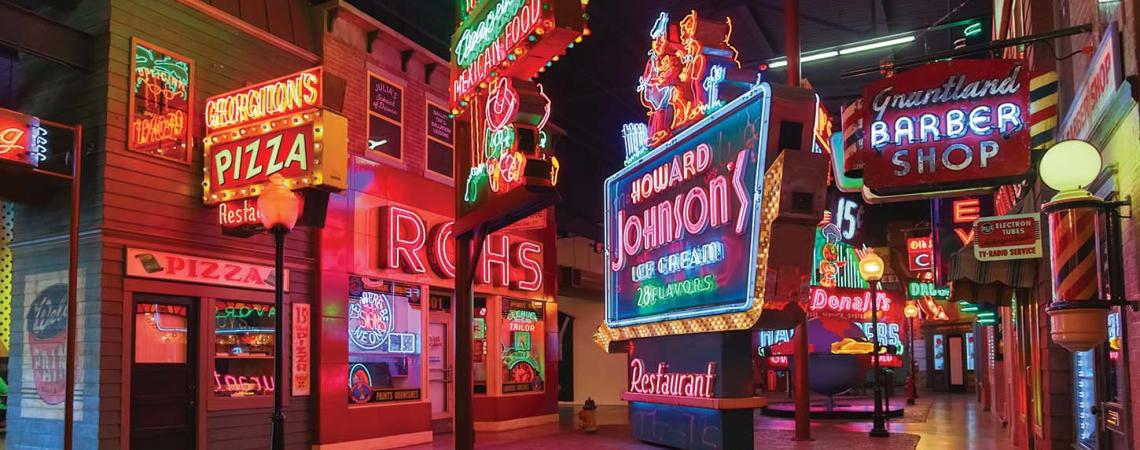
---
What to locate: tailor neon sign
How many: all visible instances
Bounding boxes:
[380,206,544,291]
[628,358,717,398]
[205,67,322,133]
[861,60,1030,195]
[606,84,772,327]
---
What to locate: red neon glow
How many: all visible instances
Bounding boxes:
[628,358,716,398]
[429,222,457,278]
[383,206,427,274]
[952,198,981,223]
[480,234,510,286]
[512,241,543,291]
[205,67,322,132]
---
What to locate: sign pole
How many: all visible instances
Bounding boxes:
[454,230,484,450]
[784,0,812,442]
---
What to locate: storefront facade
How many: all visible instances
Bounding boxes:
[1,1,559,449]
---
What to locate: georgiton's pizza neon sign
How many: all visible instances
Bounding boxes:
[605,85,772,327]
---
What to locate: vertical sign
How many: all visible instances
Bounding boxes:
[932,196,993,284]
[128,38,193,162]
[292,303,311,396]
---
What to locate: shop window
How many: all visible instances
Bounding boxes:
[213,300,276,398]
[426,102,454,178]
[348,279,423,404]
[367,73,403,161]
[135,303,188,363]
[501,299,545,394]
[474,297,487,394]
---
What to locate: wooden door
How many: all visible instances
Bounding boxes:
[131,294,196,449]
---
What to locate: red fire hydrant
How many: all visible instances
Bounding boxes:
[577,398,598,432]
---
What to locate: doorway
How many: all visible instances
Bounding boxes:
[130,293,196,449]
[428,293,453,433]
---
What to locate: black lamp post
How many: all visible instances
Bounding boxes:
[258,174,300,450]
[859,252,889,438]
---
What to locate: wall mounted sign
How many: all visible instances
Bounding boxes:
[202,67,347,205]
[861,59,1030,196]
[628,358,717,398]
[605,87,771,327]
[125,247,288,292]
[449,0,586,108]
[932,195,993,284]
[0,107,48,166]
[1059,23,1120,140]
[380,205,544,292]
[291,303,311,396]
[906,236,933,272]
[974,213,1042,261]
[128,38,193,162]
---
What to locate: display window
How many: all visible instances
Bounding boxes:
[474,297,488,394]
[500,299,545,394]
[213,300,276,398]
[348,278,423,404]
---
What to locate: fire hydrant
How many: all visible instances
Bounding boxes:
[577,398,598,432]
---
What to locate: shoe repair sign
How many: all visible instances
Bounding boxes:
[973,213,1042,261]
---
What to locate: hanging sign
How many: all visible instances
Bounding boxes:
[0,107,48,166]
[1059,23,1120,140]
[291,303,311,396]
[862,59,1031,196]
[125,247,288,292]
[202,67,347,205]
[974,213,1042,261]
[605,87,771,327]
[128,38,193,162]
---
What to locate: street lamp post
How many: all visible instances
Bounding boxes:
[904,302,919,405]
[258,174,300,450]
[859,252,889,438]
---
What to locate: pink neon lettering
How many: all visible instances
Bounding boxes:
[384,207,427,274]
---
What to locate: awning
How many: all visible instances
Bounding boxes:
[948,242,1038,307]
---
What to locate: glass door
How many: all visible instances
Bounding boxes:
[131,293,196,450]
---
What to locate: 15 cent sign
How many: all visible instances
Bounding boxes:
[974,213,1042,261]
[862,60,1031,196]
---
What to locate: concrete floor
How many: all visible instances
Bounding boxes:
[411,392,1017,449]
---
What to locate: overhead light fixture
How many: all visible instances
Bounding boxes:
[838,36,916,55]
[765,33,915,69]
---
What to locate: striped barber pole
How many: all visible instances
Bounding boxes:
[840,99,864,175]
[1030,71,1059,150]
[1047,206,1100,303]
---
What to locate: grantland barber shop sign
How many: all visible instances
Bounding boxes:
[862,60,1030,196]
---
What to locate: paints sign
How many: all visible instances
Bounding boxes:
[605,87,771,327]
[862,59,1031,196]
[125,248,288,292]
[974,213,1042,261]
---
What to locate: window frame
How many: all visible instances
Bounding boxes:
[365,70,405,165]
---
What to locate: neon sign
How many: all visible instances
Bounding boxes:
[348,291,393,351]
[606,84,771,327]
[379,206,544,291]
[205,67,321,133]
[636,11,739,148]
[448,0,585,108]
[628,358,716,398]
[129,39,193,161]
[861,60,1030,195]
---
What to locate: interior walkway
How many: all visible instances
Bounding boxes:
[406,392,1015,449]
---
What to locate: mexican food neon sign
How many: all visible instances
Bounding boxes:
[605,85,772,327]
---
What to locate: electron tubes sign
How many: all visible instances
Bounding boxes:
[861,60,1030,196]
[605,87,771,327]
